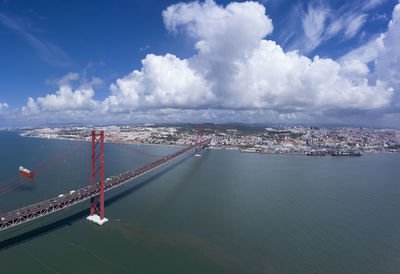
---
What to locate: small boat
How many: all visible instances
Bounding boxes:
[19,166,35,178]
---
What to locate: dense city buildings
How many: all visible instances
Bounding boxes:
[17,124,400,155]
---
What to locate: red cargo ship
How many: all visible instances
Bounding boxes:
[19,166,35,178]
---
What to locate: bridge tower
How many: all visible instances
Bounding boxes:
[86,130,108,225]
[195,126,203,157]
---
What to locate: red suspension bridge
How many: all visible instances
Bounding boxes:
[0,129,209,232]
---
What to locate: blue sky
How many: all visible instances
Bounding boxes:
[0,0,399,127]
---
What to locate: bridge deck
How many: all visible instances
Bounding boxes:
[0,140,210,231]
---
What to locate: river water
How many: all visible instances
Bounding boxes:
[0,131,400,273]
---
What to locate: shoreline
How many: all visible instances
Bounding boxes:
[19,133,187,148]
[19,134,400,156]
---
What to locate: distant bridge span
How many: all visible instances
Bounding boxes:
[0,133,210,232]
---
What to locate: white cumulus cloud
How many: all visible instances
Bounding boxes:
[104,53,214,112]
[105,0,392,115]
[13,0,400,126]
[36,85,98,112]
[232,41,391,111]
[20,73,99,120]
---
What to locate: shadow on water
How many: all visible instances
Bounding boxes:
[0,153,194,250]
[16,183,36,192]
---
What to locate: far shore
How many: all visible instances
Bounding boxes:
[19,133,187,148]
[19,133,400,156]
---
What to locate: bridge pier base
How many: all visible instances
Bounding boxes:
[87,214,108,226]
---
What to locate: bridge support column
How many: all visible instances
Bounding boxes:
[87,130,108,226]
[195,126,203,157]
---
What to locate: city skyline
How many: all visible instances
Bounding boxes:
[0,0,399,127]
